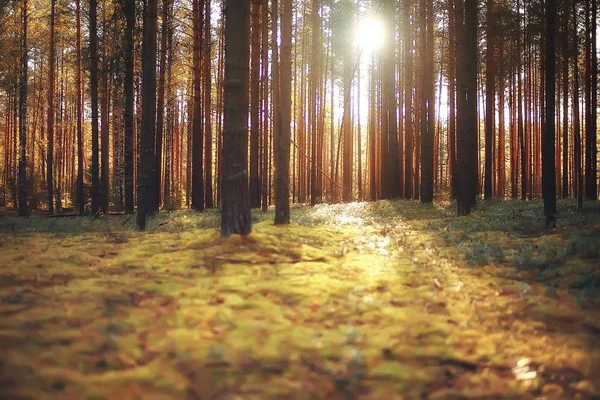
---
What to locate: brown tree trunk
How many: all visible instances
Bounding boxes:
[90,0,100,216]
[191,0,204,211]
[221,0,251,234]
[249,0,261,208]
[123,0,135,213]
[275,0,291,224]
[484,0,495,199]
[18,0,28,216]
[47,0,55,215]
[543,0,557,218]
[136,0,158,229]
[204,0,213,208]
[404,0,413,199]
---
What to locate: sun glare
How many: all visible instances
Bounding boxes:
[356,17,385,54]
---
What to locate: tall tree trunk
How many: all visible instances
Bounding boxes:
[573,0,582,208]
[221,0,251,234]
[76,0,84,215]
[518,0,526,200]
[136,0,158,229]
[47,0,55,215]
[192,0,205,211]
[204,0,213,208]
[90,0,100,216]
[18,0,28,216]
[484,0,495,199]
[585,0,597,199]
[310,0,321,206]
[155,0,170,210]
[100,9,110,214]
[543,0,557,219]
[123,0,135,213]
[561,0,569,198]
[384,0,400,198]
[275,0,291,224]
[404,0,413,199]
[250,0,261,208]
[420,0,434,203]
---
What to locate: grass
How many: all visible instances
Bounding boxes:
[0,199,599,399]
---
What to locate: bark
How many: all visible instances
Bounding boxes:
[250,0,261,208]
[484,0,494,199]
[543,0,556,218]
[18,0,28,216]
[90,0,100,216]
[155,0,170,209]
[136,0,158,230]
[221,0,251,235]
[123,0,135,213]
[47,0,55,215]
[191,0,205,211]
[204,0,213,208]
[275,0,291,224]
[404,0,413,199]
[76,0,84,215]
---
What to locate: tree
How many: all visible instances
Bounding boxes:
[155,0,170,210]
[137,0,158,230]
[90,0,100,216]
[47,0,55,215]
[123,0,135,213]
[221,0,251,235]
[249,0,261,208]
[275,0,291,224]
[204,0,213,208]
[543,0,556,220]
[76,0,84,215]
[484,0,495,199]
[17,0,28,216]
[420,0,434,203]
[191,0,204,211]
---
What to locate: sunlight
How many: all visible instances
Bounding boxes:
[356,17,384,54]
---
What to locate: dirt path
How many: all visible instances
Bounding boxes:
[0,203,599,399]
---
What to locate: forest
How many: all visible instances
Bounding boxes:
[0,0,599,398]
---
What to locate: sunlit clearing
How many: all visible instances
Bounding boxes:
[356,17,384,54]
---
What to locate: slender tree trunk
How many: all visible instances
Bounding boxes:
[90,0,100,216]
[76,0,84,214]
[192,0,205,211]
[484,0,495,199]
[18,0,28,216]
[100,11,110,214]
[404,0,413,199]
[204,0,213,208]
[221,0,251,234]
[137,0,158,229]
[47,0,55,215]
[123,0,135,213]
[561,0,569,199]
[543,0,557,219]
[275,0,291,224]
[518,0,526,200]
[249,0,261,208]
[155,0,170,210]
[420,0,434,203]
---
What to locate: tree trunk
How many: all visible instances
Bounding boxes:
[155,0,170,210]
[275,0,291,224]
[136,0,158,229]
[221,0,251,235]
[90,0,100,216]
[404,0,413,199]
[76,0,85,215]
[191,0,205,211]
[17,0,28,216]
[204,0,213,208]
[484,0,494,199]
[249,0,261,208]
[47,0,55,215]
[123,0,135,213]
[543,0,557,219]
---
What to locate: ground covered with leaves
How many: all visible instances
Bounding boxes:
[1,199,599,399]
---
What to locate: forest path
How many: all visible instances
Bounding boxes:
[0,201,599,399]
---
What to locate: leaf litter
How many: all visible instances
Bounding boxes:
[0,199,599,399]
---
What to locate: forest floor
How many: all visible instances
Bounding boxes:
[1,199,600,400]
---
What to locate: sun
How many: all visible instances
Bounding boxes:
[356,17,385,54]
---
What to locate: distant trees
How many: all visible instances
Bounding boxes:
[0,0,598,224]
